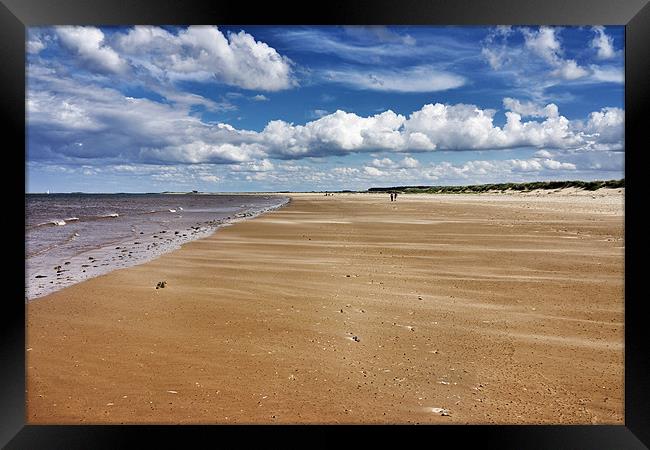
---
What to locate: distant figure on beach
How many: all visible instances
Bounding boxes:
[390,193,394,201]
[394,192,398,201]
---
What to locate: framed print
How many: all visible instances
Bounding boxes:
[2,0,648,447]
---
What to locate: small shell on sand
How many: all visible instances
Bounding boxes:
[430,407,450,416]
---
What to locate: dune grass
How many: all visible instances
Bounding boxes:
[366,179,624,194]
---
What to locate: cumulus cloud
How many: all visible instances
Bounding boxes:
[481,26,515,70]
[199,175,219,183]
[27,72,263,164]
[331,167,360,176]
[401,156,420,168]
[359,155,578,183]
[581,107,625,147]
[370,156,420,169]
[229,159,275,172]
[534,149,555,158]
[550,59,589,80]
[27,64,625,167]
[481,26,621,97]
[503,98,559,118]
[521,27,588,81]
[262,109,407,157]
[56,26,128,74]
[363,166,387,177]
[522,26,562,64]
[113,26,295,91]
[27,36,46,54]
[591,26,616,59]
[246,100,620,157]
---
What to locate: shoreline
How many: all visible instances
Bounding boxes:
[27,190,623,424]
[26,195,290,301]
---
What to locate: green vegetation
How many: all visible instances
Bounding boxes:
[367,179,624,194]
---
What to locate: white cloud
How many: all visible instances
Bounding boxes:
[540,158,576,170]
[507,159,543,172]
[371,157,397,168]
[534,149,555,158]
[230,159,275,172]
[252,94,269,101]
[56,26,128,74]
[404,103,508,150]
[503,98,559,118]
[590,65,624,83]
[311,109,330,119]
[27,65,624,167]
[157,88,234,112]
[113,26,295,91]
[27,36,46,54]
[307,101,622,155]
[522,26,562,64]
[481,26,515,70]
[522,27,589,81]
[331,167,360,176]
[482,26,622,97]
[370,156,420,170]
[199,175,220,183]
[356,155,578,185]
[262,109,407,157]
[276,27,475,65]
[322,65,465,93]
[591,26,616,59]
[401,156,420,168]
[363,166,387,177]
[551,59,589,80]
[583,107,625,145]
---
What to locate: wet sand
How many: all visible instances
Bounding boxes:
[26,189,624,424]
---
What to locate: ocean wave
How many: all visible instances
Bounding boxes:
[65,231,79,243]
[35,219,67,227]
[26,242,60,257]
[76,213,121,222]
[26,230,78,257]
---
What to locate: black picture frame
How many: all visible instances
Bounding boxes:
[3,0,648,447]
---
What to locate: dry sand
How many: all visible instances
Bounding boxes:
[26,189,624,424]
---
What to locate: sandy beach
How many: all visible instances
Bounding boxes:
[26,189,624,424]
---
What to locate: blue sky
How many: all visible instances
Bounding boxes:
[26,25,624,193]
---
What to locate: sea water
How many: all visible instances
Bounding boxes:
[25,193,289,300]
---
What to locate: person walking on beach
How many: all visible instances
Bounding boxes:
[390,192,394,201]
[394,192,398,201]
